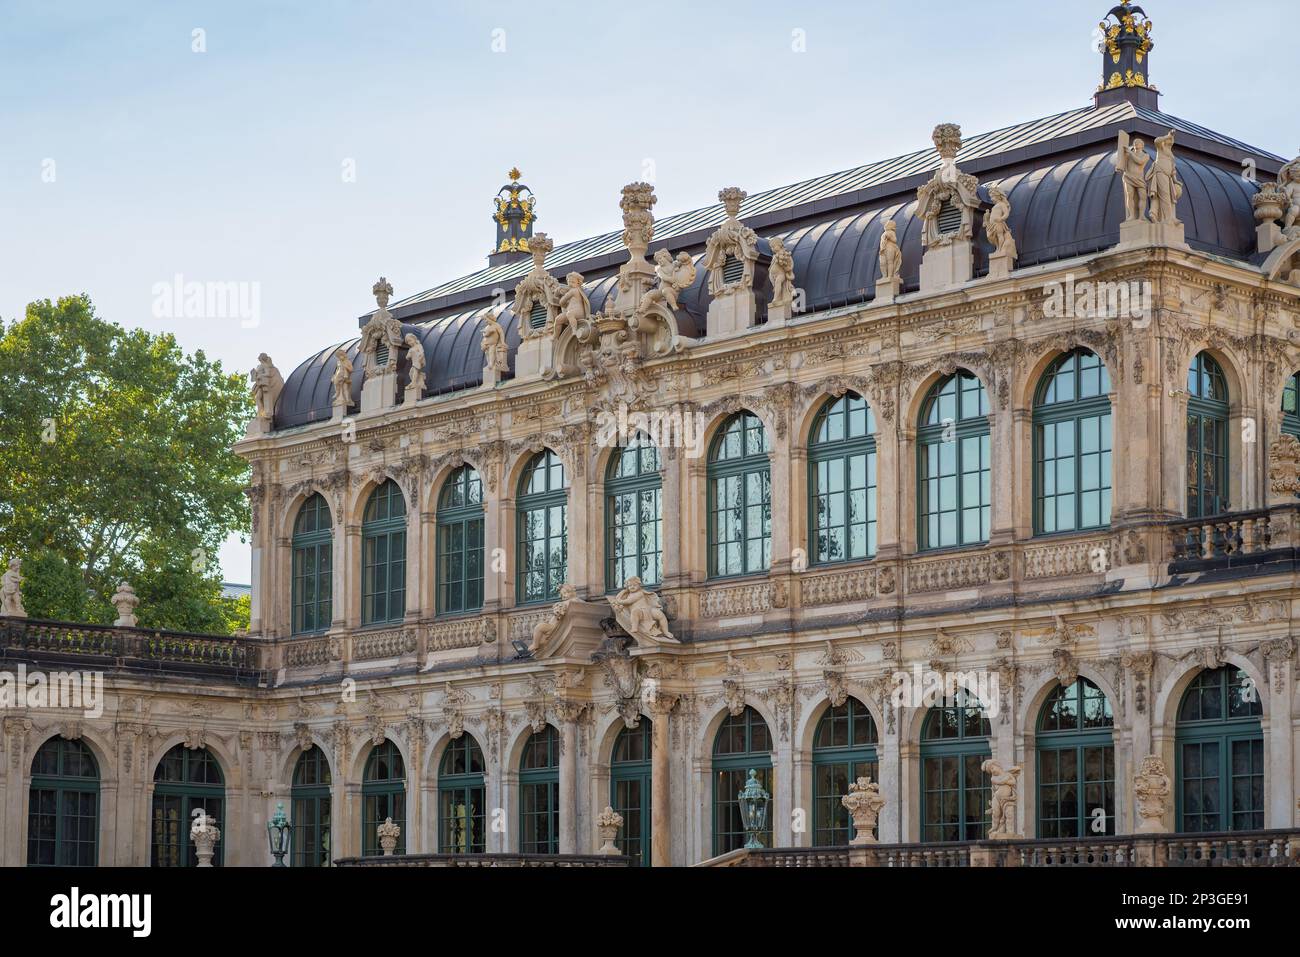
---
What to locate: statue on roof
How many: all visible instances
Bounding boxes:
[643,249,697,313]
[481,308,509,374]
[878,220,903,282]
[403,333,426,404]
[359,277,404,373]
[1146,130,1183,225]
[1114,131,1150,222]
[330,348,353,415]
[767,237,795,310]
[1277,157,1300,238]
[555,272,591,342]
[984,185,1017,262]
[250,353,284,420]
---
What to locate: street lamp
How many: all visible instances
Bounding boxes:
[267,801,291,867]
[737,769,770,850]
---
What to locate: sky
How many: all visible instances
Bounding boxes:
[0,0,1293,584]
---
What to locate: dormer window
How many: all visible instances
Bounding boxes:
[937,201,963,236]
[375,342,389,367]
[529,301,548,330]
[722,255,744,286]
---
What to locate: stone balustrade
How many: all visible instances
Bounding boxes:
[334,852,632,868]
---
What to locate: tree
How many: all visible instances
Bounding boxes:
[0,295,252,633]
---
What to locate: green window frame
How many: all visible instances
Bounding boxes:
[1175,666,1264,833]
[920,694,991,842]
[1035,678,1115,838]
[1281,370,1300,439]
[519,724,560,854]
[711,706,773,854]
[292,493,333,635]
[1186,352,1229,519]
[291,745,332,867]
[437,465,485,616]
[361,739,406,856]
[1033,350,1113,534]
[610,719,653,866]
[28,737,99,867]
[361,479,407,626]
[151,744,225,867]
[809,393,878,564]
[605,433,663,592]
[708,412,772,579]
[917,372,991,550]
[438,734,486,853]
[517,450,568,605]
[811,698,878,846]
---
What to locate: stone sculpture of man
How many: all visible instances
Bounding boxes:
[250,353,284,420]
[1146,130,1183,225]
[330,348,353,414]
[1115,133,1150,222]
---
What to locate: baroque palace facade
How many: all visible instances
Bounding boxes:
[4,2,1300,868]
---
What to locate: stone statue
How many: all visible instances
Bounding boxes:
[596,806,624,855]
[608,576,675,644]
[840,776,886,845]
[529,582,577,654]
[330,348,353,414]
[703,187,760,295]
[1,558,26,618]
[376,816,401,856]
[982,759,1022,838]
[249,353,284,420]
[358,277,404,371]
[555,272,591,340]
[1269,433,1300,501]
[984,185,1017,261]
[878,220,902,281]
[111,581,139,628]
[767,236,795,308]
[647,249,697,312]
[189,807,221,867]
[403,333,426,402]
[1146,131,1184,225]
[1277,157,1300,237]
[1115,132,1150,222]
[1133,754,1171,833]
[481,309,509,373]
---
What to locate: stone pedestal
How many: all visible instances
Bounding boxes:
[513,336,552,381]
[403,382,421,407]
[766,300,792,326]
[650,702,673,866]
[360,367,399,414]
[1258,221,1284,255]
[987,250,1015,280]
[706,290,756,337]
[245,416,272,437]
[481,364,502,390]
[874,275,902,303]
[919,239,973,292]
[1116,219,1188,251]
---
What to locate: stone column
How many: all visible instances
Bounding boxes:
[647,693,677,866]
[1264,641,1296,828]
[566,447,591,596]
[989,410,1015,544]
[874,416,902,559]
[557,701,583,854]
[344,523,363,629]
[767,425,793,574]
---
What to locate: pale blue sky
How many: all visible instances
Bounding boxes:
[0,0,1291,582]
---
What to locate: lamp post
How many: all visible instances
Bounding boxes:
[737,769,770,850]
[267,801,291,867]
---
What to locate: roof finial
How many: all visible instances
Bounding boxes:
[1094,2,1158,110]
[490,168,536,265]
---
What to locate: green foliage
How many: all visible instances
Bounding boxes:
[0,295,252,633]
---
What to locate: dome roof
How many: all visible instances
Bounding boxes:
[273,112,1279,430]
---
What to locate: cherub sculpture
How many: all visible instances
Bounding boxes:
[555,272,590,340]
[1277,157,1300,237]
[608,576,675,644]
[767,236,795,308]
[982,759,1022,838]
[984,185,1017,260]
[529,582,578,655]
[403,333,426,398]
[878,220,902,281]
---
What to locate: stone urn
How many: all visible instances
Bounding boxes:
[840,776,886,846]
[190,808,221,868]
[376,816,401,856]
[596,805,624,855]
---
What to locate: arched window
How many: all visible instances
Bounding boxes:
[812,698,878,846]
[28,738,98,867]
[361,740,406,856]
[438,734,486,854]
[292,493,333,635]
[606,434,662,591]
[361,480,407,626]
[918,372,990,550]
[610,719,653,866]
[291,746,332,867]
[1035,678,1114,837]
[437,465,484,615]
[708,412,772,578]
[712,706,773,854]
[1186,352,1229,518]
[151,745,225,867]
[920,693,991,842]
[519,725,560,854]
[1176,666,1263,833]
[1281,370,1299,438]
[517,451,568,604]
[1033,350,1112,534]
[809,394,878,564]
